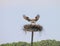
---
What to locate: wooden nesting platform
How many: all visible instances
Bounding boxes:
[23,24,43,32]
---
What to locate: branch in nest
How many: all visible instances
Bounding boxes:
[23,24,43,32]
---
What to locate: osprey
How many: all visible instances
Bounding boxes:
[23,15,40,24]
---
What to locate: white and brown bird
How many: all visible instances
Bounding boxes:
[23,15,40,24]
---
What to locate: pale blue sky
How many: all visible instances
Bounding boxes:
[0,0,60,44]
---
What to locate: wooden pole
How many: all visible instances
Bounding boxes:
[31,31,34,46]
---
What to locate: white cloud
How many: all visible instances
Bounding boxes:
[0,0,58,7]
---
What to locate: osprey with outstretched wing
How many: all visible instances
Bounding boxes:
[23,15,40,23]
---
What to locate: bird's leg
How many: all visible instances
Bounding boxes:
[31,22,36,25]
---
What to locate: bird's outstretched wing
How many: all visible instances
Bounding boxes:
[23,15,31,21]
[35,15,40,21]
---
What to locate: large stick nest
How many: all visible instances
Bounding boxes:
[23,24,43,32]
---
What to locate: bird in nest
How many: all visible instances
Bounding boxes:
[23,14,40,25]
